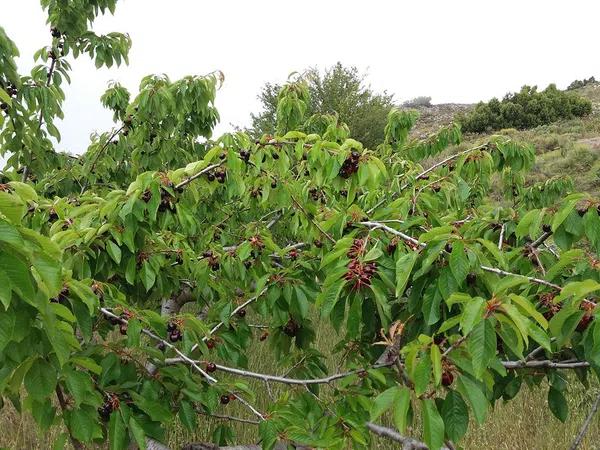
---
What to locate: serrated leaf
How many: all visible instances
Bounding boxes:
[395,252,418,297]
[468,319,497,378]
[421,399,445,450]
[441,390,469,442]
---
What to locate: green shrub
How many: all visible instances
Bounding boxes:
[458,84,592,133]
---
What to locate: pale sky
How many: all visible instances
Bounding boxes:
[3,0,600,156]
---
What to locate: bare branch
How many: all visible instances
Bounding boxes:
[569,392,600,450]
[531,230,552,249]
[163,361,392,385]
[175,162,224,190]
[498,223,505,250]
[502,360,590,370]
[366,422,451,450]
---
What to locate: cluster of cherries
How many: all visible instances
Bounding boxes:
[202,250,220,271]
[106,309,133,335]
[339,150,361,178]
[539,292,595,331]
[50,285,70,305]
[344,239,378,289]
[98,393,120,421]
[207,168,227,184]
[308,187,326,203]
[167,321,183,342]
[282,318,300,337]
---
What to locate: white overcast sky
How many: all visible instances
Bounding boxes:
[3,0,600,155]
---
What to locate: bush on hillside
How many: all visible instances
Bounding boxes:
[458,84,592,133]
[402,96,432,108]
[567,76,596,90]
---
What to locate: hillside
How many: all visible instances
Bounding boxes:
[408,82,600,195]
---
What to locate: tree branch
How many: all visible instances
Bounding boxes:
[366,422,451,450]
[569,391,600,450]
[55,385,84,450]
[163,361,393,385]
[502,360,590,370]
[80,125,125,193]
[175,162,224,190]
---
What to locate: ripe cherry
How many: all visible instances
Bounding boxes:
[259,331,269,341]
[206,362,217,373]
[237,309,247,318]
[228,393,237,401]
[206,339,216,349]
[542,224,551,233]
[220,394,230,405]
[577,314,593,332]
[441,371,454,386]
[444,243,453,253]
[271,180,277,189]
[119,324,128,335]
[466,273,477,286]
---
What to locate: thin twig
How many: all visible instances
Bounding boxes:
[55,385,84,450]
[498,223,505,250]
[175,162,224,190]
[80,125,125,193]
[291,195,335,243]
[569,392,600,450]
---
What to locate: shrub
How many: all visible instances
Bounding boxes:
[459,84,592,133]
[402,96,432,108]
[567,76,596,90]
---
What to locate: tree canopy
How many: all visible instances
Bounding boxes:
[1,2,600,450]
[249,63,396,150]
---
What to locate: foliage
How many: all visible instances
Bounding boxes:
[567,77,596,91]
[458,84,593,133]
[249,63,396,150]
[1,3,600,450]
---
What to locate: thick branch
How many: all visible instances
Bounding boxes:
[502,360,590,370]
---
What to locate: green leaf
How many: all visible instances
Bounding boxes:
[0,191,25,223]
[0,269,12,309]
[395,252,417,297]
[370,386,398,421]
[0,87,12,105]
[441,390,469,442]
[106,240,122,264]
[468,319,497,378]
[108,411,128,450]
[456,375,488,424]
[393,387,411,433]
[421,399,445,450]
[258,420,278,450]
[431,344,442,386]
[25,359,57,401]
[140,262,156,291]
[128,417,146,450]
[548,387,568,422]
[460,297,485,335]
[316,278,345,318]
[449,241,469,283]
[179,401,197,431]
[413,354,432,396]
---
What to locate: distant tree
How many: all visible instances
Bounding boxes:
[567,76,596,91]
[459,84,592,133]
[249,63,396,149]
[402,96,432,108]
